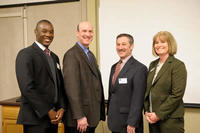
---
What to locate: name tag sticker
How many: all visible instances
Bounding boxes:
[118,78,127,84]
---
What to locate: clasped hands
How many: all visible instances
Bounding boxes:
[48,108,64,124]
[145,112,160,124]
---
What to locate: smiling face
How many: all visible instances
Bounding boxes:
[154,36,169,57]
[35,21,54,48]
[76,21,93,48]
[116,36,134,60]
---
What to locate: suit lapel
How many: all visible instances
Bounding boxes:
[148,59,159,84]
[51,53,60,81]
[145,60,158,98]
[112,56,134,89]
[145,56,174,100]
[32,43,54,81]
[75,43,99,78]
[118,57,134,78]
[110,63,117,92]
[152,56,173,86]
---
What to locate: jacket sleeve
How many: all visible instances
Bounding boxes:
[63,52,84,120]
[127,66,148,127]
[156,62,187,120]
[107,65,115,115]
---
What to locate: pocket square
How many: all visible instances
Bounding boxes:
[56,63,60,70]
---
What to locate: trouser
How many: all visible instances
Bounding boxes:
[65,126,95,133]
[23,122,58,133]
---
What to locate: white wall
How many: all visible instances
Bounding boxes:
[99,0,200,104]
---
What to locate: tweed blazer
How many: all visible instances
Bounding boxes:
[63,43,105,127]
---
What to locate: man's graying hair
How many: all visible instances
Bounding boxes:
[116,33,134,44]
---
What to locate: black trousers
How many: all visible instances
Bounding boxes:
[23,123,58,133]
[112,132,127,133]
[65,126,95,133]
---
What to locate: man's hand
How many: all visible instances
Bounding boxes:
[51,108,64,124]
[48,109,57,124]
[77,117,88,133]
[127,125,135,133]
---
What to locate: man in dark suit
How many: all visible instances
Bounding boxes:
[15,19,65,133]
[107,33,147,133]
[63,21,105,133]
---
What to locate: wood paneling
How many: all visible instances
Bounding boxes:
[0,7,24,101]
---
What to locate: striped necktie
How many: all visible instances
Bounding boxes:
[44,48,50,56]
[112,60,122,85]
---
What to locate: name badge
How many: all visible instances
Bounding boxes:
[118,78,127,84]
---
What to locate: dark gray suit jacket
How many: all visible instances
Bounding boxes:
[107,56,147,133]
[63,43,105,127]
[15,43,66,125]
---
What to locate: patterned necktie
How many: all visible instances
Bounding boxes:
[44,48,50,56]
[88,51,98,74]
[88,51,94,63]
[112,60,122,85]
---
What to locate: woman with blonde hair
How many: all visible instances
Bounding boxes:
[144,31,187,133]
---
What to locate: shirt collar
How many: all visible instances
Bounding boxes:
[121,55,132,64]
[35,41,50,52]
[77,42,89,54]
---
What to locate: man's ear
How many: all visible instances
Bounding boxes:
[130,43,134,50]
[34,29,37,35]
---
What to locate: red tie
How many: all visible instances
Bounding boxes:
[44,48,50,56]
[112,60,122,85]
